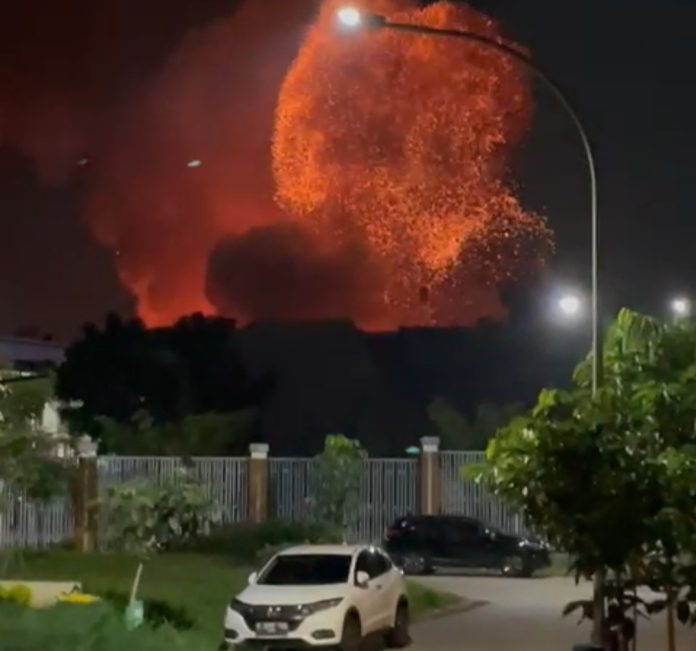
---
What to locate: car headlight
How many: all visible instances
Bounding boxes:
[229,598,251,614]
[298,598,343,616]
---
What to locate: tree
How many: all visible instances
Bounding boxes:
[95,409,257,456]
[428,397,523,450]
[479,309,696,650]
[0,381,68,570]
[57,313,270,453]
[315,434,366,537]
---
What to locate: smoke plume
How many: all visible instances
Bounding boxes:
[206,223,389,325]
[1,0,551,331]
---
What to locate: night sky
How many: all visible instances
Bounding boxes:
[1,0,694,341]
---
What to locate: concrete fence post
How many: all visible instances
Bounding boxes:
[248,443,269,524]
[419,436,441,515]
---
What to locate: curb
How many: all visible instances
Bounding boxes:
[414,598,488,623]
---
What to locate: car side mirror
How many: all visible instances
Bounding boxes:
[355,571,370,588]
[248,571,258,585]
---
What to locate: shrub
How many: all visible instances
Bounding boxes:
[0,602,208,651]
[0,584,32,607]
[93,590,195,631]
[179,520,341,561]
[101,468,219,555]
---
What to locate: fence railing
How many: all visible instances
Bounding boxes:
[1,449,527,549]
[440,450,528,536]
[268,458,418,543]
[98,456,248,523]
[0,485,73,550]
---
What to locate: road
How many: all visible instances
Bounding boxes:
[411,575,696,651]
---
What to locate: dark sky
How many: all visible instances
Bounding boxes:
[1,0,694,341]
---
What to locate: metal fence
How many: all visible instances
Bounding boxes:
[98,456,248,523]
[0,451,526,549]
[268,457,418,543]
[440,450,527,536]
[0,484,73,550]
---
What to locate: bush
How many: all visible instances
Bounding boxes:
[179,520,341,561]
[94,590,195,631]
[0,601,208,651]
[0,584,32,607]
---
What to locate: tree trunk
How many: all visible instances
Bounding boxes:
[592,568,606,647]
[666,588,676,651]
[631,581,638,651]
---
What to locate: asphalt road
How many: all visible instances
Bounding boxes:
[410,575,696,651]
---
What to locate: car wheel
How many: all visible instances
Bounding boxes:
[386,601,410,648]
[339,614,362,651]
[401,553,429,575]
[501,555,533,578]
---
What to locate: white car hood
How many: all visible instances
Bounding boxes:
[237,584,347,606]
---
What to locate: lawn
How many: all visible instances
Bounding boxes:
[6,552,457,646]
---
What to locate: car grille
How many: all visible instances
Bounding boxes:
[234,603,306,631]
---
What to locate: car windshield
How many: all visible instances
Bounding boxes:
[259,554,352,585]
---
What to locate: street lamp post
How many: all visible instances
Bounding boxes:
[337,8,603,646]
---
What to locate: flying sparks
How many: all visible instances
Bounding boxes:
[273,0,552,325]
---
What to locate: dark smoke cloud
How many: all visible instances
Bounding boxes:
[206,223,388,324]
[0,0,319,332]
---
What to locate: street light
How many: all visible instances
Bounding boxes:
[336,7,363,29]
[558,293,582,319]
[337,7,603,644]
[670,296,691,319]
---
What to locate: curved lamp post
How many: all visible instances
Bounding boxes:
[336,8,602,646]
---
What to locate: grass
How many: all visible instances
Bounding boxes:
[6,551,457,645]
[407,582,460,617]
[5,552,249,646]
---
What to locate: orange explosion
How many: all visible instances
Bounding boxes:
[273,0,552,326]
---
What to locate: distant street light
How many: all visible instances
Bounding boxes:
[670,296,691,319]
[559,294,582,318]
[336,7,363,29]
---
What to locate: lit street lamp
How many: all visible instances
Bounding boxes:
[670,296,691,319]
[337,6,603,645]
[558,294,582,319]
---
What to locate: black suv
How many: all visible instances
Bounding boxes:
[384,515,550,577]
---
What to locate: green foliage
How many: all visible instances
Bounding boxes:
[179,520,341,561]
[0,584,32,606]
[0,426,68,513]
[429,398,523,450]
[315,434,366,532]
[0,602,209,651]
[95,409,257,456]
[481,308,696,645]
[96,590,195,630]
[0,376,54,426]
[101,469,219,556]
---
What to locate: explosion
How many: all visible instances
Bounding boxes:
[1,0,552,331]
[272,0,552,325]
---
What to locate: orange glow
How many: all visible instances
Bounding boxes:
[273,0,552,325]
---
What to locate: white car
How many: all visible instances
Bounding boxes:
[223,544,410,651]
